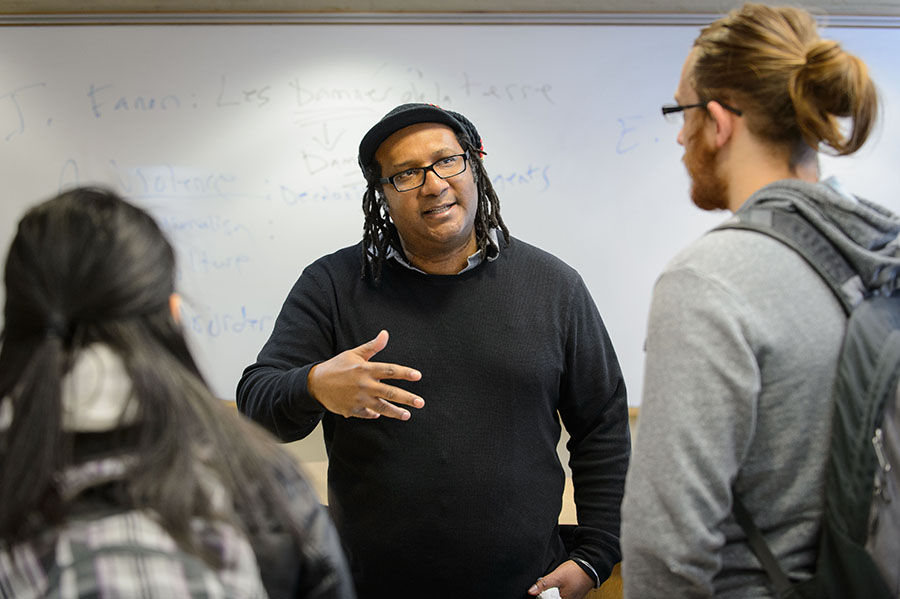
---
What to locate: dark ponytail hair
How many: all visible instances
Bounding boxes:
[0,187,300,557]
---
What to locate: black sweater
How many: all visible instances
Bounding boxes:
[236,237,630,598]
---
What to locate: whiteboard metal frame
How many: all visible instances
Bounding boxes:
[0,12,898,28]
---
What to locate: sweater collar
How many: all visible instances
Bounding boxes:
[385,227,501,275]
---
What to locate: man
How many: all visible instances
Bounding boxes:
[621,4,900,598]
[237,103,630,599]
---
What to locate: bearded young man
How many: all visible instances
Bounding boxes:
[621,4,900,598]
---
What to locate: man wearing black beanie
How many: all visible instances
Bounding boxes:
[238,103,630,599]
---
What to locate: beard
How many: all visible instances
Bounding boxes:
[684,128,730,212]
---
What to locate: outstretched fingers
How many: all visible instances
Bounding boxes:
[309,329,425,421]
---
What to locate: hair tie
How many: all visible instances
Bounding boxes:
[805,40,841,68]
[45,313,68,340]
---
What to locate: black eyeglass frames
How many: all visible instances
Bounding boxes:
[661,101,743,123]
[379,151,470,192]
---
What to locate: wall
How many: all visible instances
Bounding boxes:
[1,19,898,411]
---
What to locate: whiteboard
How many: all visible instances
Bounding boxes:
[1,23,898,403]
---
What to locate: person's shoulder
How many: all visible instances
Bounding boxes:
[298,242,364,280]
[267,449,317,498]
[504,236,579,276]
[236,445,322,531]
[280,242,365,299]
[660,221,825,307]
[307,242,363,268]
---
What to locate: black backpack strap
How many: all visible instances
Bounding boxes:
[716,205,864,315]
[732,495,796,598]
[723,202,867,598]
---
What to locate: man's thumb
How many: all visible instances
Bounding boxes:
[358,329,389,360]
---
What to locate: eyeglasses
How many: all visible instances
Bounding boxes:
[661,101,743,124]
[379,151,469,192]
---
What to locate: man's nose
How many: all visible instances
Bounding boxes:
[420,168,449,194]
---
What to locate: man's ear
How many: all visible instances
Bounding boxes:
[169,293,182,323]
[707,100,737,148]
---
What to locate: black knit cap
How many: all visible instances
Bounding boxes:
[358,103,484,174]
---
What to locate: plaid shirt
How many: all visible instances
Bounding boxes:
[1,346,354,599]
[0,454,270,599]
[0,508,269,599]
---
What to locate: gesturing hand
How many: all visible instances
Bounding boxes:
[307,330,424,420]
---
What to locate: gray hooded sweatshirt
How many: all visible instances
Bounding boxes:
[621,179,900,598]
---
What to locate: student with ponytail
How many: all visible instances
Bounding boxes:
[621,4,900,598]
[0,187,355,599]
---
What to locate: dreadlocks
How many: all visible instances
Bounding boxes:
[360,133,509,284]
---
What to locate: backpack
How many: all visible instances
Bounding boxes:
[716,201,900,599]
